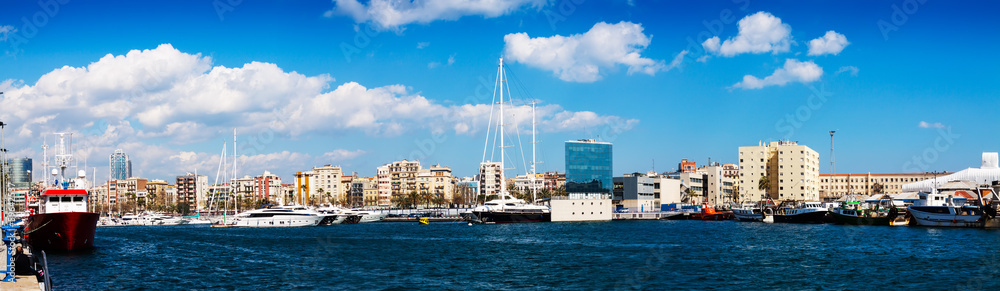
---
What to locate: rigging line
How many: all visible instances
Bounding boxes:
[482,62,502,164]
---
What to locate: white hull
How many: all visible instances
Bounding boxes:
[232,215,322,227]
[358,213,388,223]
[908,207,985,228]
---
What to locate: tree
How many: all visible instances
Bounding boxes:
[758,176,770,200]
[316,188,327,205]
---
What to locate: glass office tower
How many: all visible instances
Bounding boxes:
[565,139,612,199]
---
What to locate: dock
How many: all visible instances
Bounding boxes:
[613,211,689,220]
[0,244,43,291]
[382,217,465,223]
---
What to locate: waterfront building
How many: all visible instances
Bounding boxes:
[702,164,735,206]
[903,152,1000,192]
[513,173,544,195]
[543,171,565,191]
[176,173,207,213]
[340,173,356,203]
[657,177,682,205]
[678,159,697,173]
[479,161,502,198]
[390,159,422,204]
[145,179,169,208]
[4,157,32,188]
[294,171,315,206]
[231,175,254,202]
[613,175,655,212]
[376,164,391,206]
[253,171,283,204]
[350,177,373,208]
[456,176,478,206]
[206,184,231,209]
[314,165,344,204]
[819,172,945,200]
[738,140,820,202]
[552,139,613,222]
[109,149,133,180]
[416,164,455,206]
[355,178,378,207]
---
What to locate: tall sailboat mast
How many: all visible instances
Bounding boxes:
[531,101,537,203]
[499,58,506,199]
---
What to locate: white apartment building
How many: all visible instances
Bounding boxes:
[479,161,502,197]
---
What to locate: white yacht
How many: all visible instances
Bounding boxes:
[230,205,323,227]
[345,209,388,223]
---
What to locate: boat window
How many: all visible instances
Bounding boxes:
[62,196,72,202]
[74,197,84,202]
[49,197,58,203]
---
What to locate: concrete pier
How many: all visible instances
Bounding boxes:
[0,244,42,291]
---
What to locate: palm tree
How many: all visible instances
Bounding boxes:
[316,188,326,205]
[758,176,770,200]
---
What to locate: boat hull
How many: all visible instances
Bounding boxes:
[232,215,322,227]
[24,212,100,251]
[907,206,1000,228]
[773,211,829,224]
[473,211,551,223]
[829,211,891,226]
[732,210,764,222]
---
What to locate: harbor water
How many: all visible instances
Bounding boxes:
[46,221,1000,290]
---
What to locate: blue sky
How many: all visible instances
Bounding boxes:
[1,0,997,183]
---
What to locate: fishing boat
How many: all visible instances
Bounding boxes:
[467,58,551,224]
[907,188,1000,228]
[773,201,829,224]
[829,201,899,226]
[732,201,776,222]
[23,133,100,251]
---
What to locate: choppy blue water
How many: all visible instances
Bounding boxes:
[44,221,1000,290]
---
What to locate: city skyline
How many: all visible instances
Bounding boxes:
[1,1,998,182]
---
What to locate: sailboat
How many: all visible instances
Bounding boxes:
[469,58,551,224]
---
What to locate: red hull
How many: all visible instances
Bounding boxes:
[24,212,100,251]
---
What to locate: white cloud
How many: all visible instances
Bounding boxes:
[808,31,849,56]
[447,54,455,65]
[503,21,670,82]
[428,61,441,69]
[1,44,639,180]
[326,0,546,30]
[731,59,823,89]
[919,121,946,129]
[416,42,429,49]
[322,149,367,162]
[702,11,792,57]
[835,66,859,76]
[0,25,14,41]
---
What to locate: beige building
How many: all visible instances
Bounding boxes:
[479,161,502,197]
[702,165,735,206]
[340,174,356,203]
[376,165,391,206]
[294,165,344,205]
[390,159,422,203]
[738,140,820,202]
[819,172,945,200]
[416,164,456,205]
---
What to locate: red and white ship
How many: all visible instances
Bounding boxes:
[23,133,99,251]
